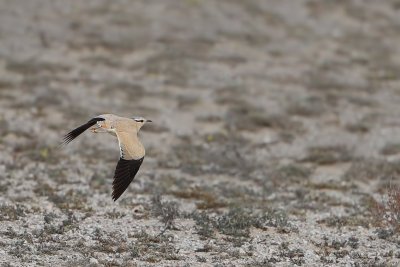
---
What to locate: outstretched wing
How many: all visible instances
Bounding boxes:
[112,157,144,201]
[62,117,105,146]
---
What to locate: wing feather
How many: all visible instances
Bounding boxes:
[112,157,144,201]
[61,117,105,146]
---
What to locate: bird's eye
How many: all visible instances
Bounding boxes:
[110,125,114,129]
[136,120,144,123]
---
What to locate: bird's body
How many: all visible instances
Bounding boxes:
[62,114,151,201]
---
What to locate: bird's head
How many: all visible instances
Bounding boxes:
[132,117,152,130]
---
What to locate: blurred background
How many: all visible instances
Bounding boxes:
[1,0,400,265]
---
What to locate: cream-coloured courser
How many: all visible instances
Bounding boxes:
[62,114,152,201]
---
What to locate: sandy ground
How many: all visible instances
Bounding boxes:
[1,0,400,266]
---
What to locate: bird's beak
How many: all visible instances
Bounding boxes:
[146,119,152,123]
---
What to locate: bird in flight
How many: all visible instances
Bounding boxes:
[62,114,152,201]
